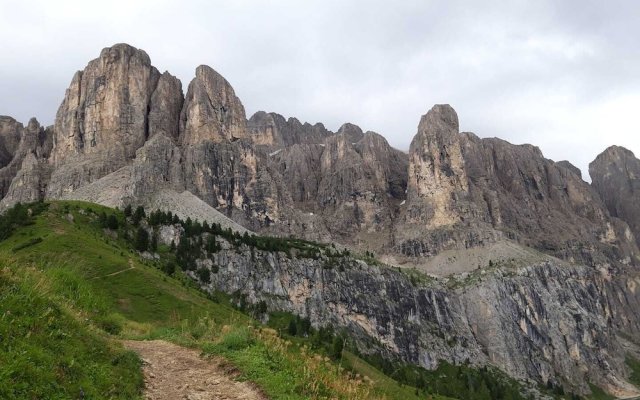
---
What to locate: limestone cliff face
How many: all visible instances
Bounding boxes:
[183,236,640,397]
[2,43,640,395]
[0,116,23,168]
[590,146,640,248]
[175,65,293,227]
[149,72,184,140]
[396,105,497,259]
[336,122,365,143]
[50,44,160,166]
[404,105,470,228]
[0,118,52,207]
[395,104,638,266]
[557,160,582,179]
[182,138,292,228]
[271,129,408,248]
[179,65,247,145]
[1,43,638,269]
[47,44,163,197]
[458,134,636,266]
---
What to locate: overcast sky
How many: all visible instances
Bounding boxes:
[1,0,638,179]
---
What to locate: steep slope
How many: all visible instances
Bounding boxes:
[4,43,634,272]
[191,235,640,397]
[179,65,246,144]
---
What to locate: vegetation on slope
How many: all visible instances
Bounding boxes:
[0,201,447,399]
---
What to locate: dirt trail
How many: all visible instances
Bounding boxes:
[123,340,266,400]
[93,259,135,279]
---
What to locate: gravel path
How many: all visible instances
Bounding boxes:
[123,340,266,400]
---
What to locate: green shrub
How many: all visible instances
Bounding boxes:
[197,267,211,283]
[208,326,255,352]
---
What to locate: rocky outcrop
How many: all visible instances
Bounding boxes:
[270,129,408,248]
[590,146,640,248]
[0,118,52,208]
[149,72,184,140]
[1,44,638,270]
[0,116,23,168]
[394,104,638,267]
[47,44,162,196]
[177,65,292,228]
[182,138,293,229]
[247,111,332,150]
[399,105,472,243]
[179,65,247,145]
[459,134,637,266]
[50,44,160,166]
[337,122,365,143]
[557,160,582,179]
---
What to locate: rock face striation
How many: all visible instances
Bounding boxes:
[2,43,640,396]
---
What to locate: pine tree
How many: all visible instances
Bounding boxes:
[331,336,344,359]
[287,319,298,336]
[106,214,119,230]
[132,206,145,225]
[150,231,158,252]
[134,227,149,251]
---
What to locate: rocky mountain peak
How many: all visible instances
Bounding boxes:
[50,42,161,168]
[556,160,582,179]
[179,65,247,145]
[336,122,364,142]
[0,116,23,167]
[248,111,332,150]
[418,103,459,138]
[590,145,640,247]
[98,43,152,66]
[592,145,637,165]
[405,104,468,227]
[148,71,183,140]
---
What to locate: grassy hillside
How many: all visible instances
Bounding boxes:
[0,201,452,399]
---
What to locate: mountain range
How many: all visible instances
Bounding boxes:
[2,43,640,397]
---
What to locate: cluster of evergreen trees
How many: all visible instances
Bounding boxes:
[98,212,119,230]
[276,313,344,360]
